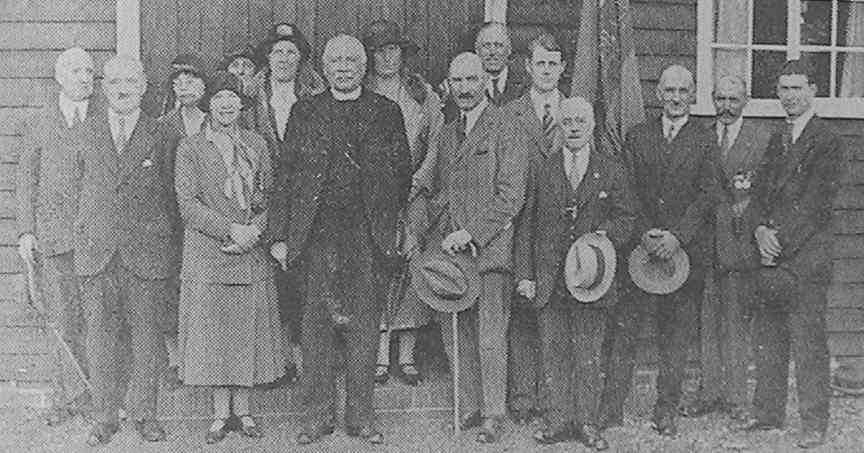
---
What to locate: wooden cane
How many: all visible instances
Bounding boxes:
[452,311,460,437]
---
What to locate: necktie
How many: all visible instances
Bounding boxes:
[570,150,584,190]
[665,123,676,143]
[541,103,553,132]
[490,77,501,100]
[781,121,794,152]
[719,124,730,158]
[456,113,467,146]
[115,116,127,153]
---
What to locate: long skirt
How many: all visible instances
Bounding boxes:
[178,277,284,386]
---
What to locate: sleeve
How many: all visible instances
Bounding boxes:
[598,158,638,249]
[513,154,538,282]
[174,139,233,241]
[620,127,649,239]
[265,100,310,243]
[670,135,723,245]
[159,125,183,236]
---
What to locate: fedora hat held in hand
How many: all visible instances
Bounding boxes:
[628,231,690,295]
[564,232,617,302]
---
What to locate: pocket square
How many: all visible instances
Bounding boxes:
[141,159,153,168]
[598,191,608,199]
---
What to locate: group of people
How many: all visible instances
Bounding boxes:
[15,18,842,450]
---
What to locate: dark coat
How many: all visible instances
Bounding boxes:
[622,116,723,275]
[17,92,104,256]
[73,111,181,279]
[268,89,412,266]
[752,116,844,283]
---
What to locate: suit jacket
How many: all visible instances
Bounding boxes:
[622,117,723,273]
[714,119,772,271]
[442,65,526,123]
[73,111,181,278]
[174,128,272,284]
[268,90,412,266]
[17,92,104,256]
[752,116,844,283]
[417,103,530,274]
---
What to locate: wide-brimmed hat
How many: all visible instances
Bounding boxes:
[221,44,258,70]
[564,232,617,303]
[197,70,252,112]
[258,22,312,64]
[628,237,690,295]
[169,53,206,82]
[362,20,419,54]
[410,247,480,313]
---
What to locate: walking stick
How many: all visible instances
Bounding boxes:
[23,258,94,395]
[452,310,460,437]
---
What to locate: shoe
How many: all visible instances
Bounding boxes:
[238,415,263,438]
[86,422,120,446]
[397,363,422,386]
[734,417,782,432]
[296,424,334,445]
[580,424,609,451]
[476,416,504,444]
[679,398,724,418]
[532,422,576,445]
[134,419,167,442]
[346,425,384,444]
[652,414,677,437]
[205,419,228,444]
[374,364,389,385]
[796,430,825,449]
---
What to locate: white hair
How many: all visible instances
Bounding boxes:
[322,34,367,65]
[54,47,93,79]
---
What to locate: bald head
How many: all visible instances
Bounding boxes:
[55,47,94,101]
[656,65,694,120]
[322,34,367,92]
[713,74,749,124]
[475,22,511,75]
[449,52,488,111]
[560,97,595,151]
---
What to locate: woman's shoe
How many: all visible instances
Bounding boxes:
[238,415,263,438]
[205,419,228,444]
[397,363,422,386]
[374,364,389,385]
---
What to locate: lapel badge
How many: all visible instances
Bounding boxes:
[598,190,608,199]
[565,205,579,220]
[593,172,600,179]
[142,159,153,168]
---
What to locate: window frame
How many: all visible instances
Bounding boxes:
[694,0,864,118]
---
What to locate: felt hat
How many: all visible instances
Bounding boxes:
[221,44,258,70]
[168,53,206,82]
[258,22,312,64]
[628,236,690,295]
[361,20,419,54]
[564,232,617,303]
[197,70,252,112]
[410,247,480,313]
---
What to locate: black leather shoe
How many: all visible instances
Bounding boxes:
[134,419,166,442]
[296,424,334,445]
[581,424,609,451]
[346,425,384,444]
[533,422,576,445]
[652,414,677,437]
[86,422,120,446]
[476,416,504,444]
[796,431,826,449]
[449,410,482,431]
[735,417,782,432]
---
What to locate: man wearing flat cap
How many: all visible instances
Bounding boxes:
[514,97,636,451]
[268,34,411,445]
[412,51,529,444]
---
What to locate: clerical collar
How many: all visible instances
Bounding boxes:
[331,86,362,101]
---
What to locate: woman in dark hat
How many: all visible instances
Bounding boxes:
[362,19,444,386]
[246,22,325,386]
[220,44,258,95]
[174,71,284,444]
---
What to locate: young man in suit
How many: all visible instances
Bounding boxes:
[514,97,637,450]
[75,55,181,446]
[413,52,529,444]
[684,75,771,420]
[268,35,412,446]
[739,59,844,449]
[17,47,102,427]
[600,65,723,437]
[503,32,567,425]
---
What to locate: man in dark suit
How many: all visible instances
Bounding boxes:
[413,51,529,444]
[514,97,637,450]
[738,60,843,449]
[75,55,180,446]
[268,35,411,446]
[17,47,103,427]
[503,32,567,424]
[599,65,722,436]
[441,22,526,122]
[684,75,771,420]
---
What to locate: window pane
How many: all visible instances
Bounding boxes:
[838,0,864,47]
[800,0,832,45]
[753,0,787,44]
[800,52,831,96]
[714,0,750,44]
[752,50,787,98]
[837,52,864,97]
[714,49,748,86]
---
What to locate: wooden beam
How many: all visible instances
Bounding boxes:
[116,0,141,57]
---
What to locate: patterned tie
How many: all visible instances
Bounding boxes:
[115,116,127,153]
[541,103,553,133]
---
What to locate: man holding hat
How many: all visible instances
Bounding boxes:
[268,34,411,445]
[514,97,636,450]
[412,51,529,444]
[601,65,722,437]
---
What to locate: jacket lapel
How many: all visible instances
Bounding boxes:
[450,104,496,169]
[774,117,822,190]
[665,120,699,178]
[574,149,603,210]
[94,113,120,176]
[119,115,157,182]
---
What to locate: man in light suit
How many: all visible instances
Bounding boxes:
[503,32,567,424]
[75,55,180,446]
[17,47,102,427]
[739,59,844,449]
[414,52,529,444]
[683,75,770,420]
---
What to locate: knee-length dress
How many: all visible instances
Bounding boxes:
[174,126,284,386]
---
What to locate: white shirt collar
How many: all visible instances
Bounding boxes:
[107,108,141,146]
[563,142,591,181]
[58,92,89,127]
[331,86,362,101]
[487,66,508,97]
[461,98,489,135]
[529,88,559,123]
[716,116,744,146]
[787,107,815,144]
[661,114,689,140]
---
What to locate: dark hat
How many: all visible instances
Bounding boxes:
[197,70,252,112]
[409,247,480,314]
[564,232,617,303]
[259,22,312,64]
[362,20,419,54]
[628,234,690,295]
[221,44,258,70]
[169,53,206,81]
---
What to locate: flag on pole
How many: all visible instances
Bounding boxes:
[571,0,646,156]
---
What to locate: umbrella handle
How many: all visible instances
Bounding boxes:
[452,311,460,437]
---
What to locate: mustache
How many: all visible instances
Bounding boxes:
[457,93,473,99]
